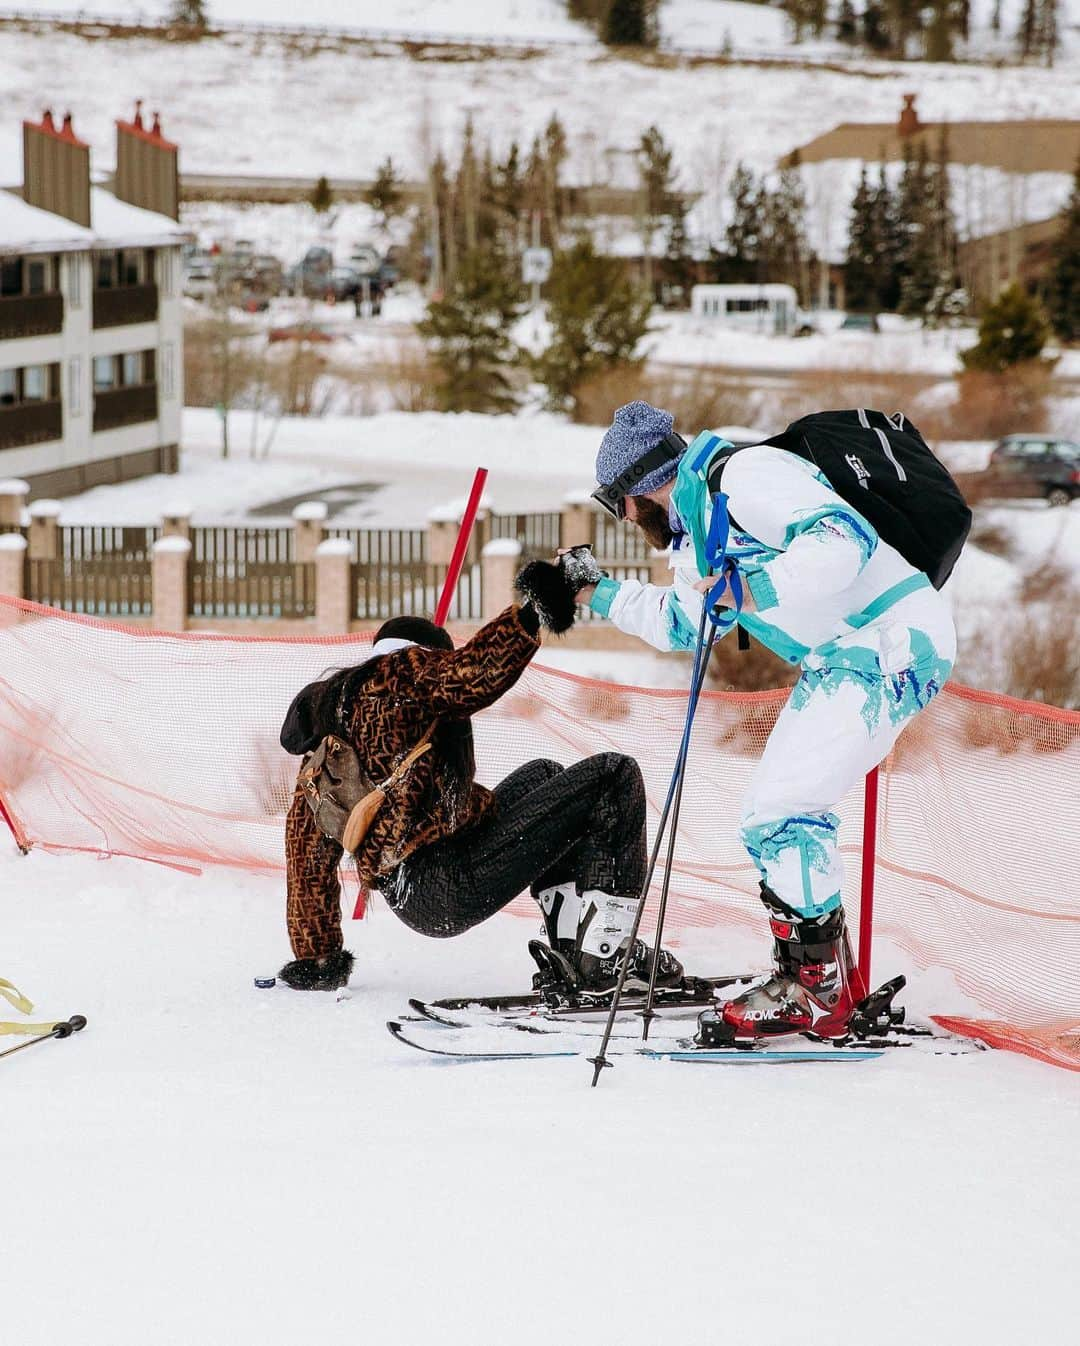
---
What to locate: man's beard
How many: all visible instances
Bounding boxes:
[631,495,674,551]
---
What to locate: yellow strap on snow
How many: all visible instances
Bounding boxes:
[0,977,59,1036]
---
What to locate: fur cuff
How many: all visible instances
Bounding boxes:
[514,560,577,634]
[278,949,355,991]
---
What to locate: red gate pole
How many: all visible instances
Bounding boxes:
[351,466,488,920]
[434,467,488,626]
[0,790,30,855]
[857,766,879,991]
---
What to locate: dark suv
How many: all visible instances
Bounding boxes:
[988,435,1080,507]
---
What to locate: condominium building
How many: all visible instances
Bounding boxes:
[0,106,187,496]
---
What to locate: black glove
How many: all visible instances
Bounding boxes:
[514,559,578,634]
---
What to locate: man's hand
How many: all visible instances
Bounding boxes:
[692,573,758,615]
[554,546,604,603]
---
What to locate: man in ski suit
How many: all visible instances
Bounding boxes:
[572,400,956,1045]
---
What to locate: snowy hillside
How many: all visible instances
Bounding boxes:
[3,0,1077,61]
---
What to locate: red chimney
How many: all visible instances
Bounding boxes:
[898,93,920,138]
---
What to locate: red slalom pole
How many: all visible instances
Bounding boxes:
[0,791,29,855]
[434,467,488,626]
[857,766,879,991]
[351,466,488,920]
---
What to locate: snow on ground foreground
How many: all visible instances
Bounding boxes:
[3,846,1078,1345]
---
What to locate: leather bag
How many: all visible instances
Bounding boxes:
[298,730,433,855]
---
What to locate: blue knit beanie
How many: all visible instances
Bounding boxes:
[595,401,680,495]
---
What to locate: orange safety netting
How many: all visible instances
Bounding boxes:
[1,595,1078,1071]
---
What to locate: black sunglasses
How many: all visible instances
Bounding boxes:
[590,433,687,521]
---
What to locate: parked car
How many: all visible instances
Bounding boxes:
[285,246,335,298]
[267,321,339,344]
[839,312,881,333]
[987,435,1080,506]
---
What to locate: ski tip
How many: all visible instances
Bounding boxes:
[253,976,277,989]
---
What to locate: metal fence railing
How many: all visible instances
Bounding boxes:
[24,524,157,616]
[593,513,650,562]
[487,511,561,560]
[188,525,315,619]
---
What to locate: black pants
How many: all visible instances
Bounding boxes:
[382,753,647,938]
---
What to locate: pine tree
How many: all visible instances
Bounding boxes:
[766,161,809,300]
[1046,155,1080,342]
[309,175,333,215]
[603,0,658,46]
[961,284,1049,372]
[542,113,568,238]
[1018,0,1038,55]
[836,0,858,42]
[416,246,525,413]
[170,0,208,27]
[533,234,652,412]
[365,157,403,228]
[725,163,763,283]
[844,168,879,312]
[872,162,902,311]
[862,2,891,49]
[637,124,677,298]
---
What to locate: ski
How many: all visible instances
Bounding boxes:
[387,1018,890,1063]
[422,973,749,1017]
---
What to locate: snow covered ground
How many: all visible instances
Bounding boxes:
[3,844,1078,1346]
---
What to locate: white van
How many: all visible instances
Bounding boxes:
[690,283,798,336]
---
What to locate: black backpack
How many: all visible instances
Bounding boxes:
[710,409,972,589]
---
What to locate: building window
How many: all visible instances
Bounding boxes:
[23,365,48,402]
[1,259,23,297]
[93,355,117,391]
[1,255,59,297]
[96,253,116,289]
[94,350,155,392]
[68,357,83,416]
[122,351,141,386]
[0,363,61,406]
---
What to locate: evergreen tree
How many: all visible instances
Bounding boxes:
[862,1,891,49]
[873,163,903,312]
[603,0,658,46]
[725,163,763,282]
[637,124,677,297]
[417,246,525,413]
[542,113,568,237]
[492,142,524,230]
[925,0,956,60]
[844,168,879,312]
[961,284,1050,372]
[765,161,809,300]
[309,175,333,215]
[365,157,403,228]
[1018,0,1038,55]
[170,0,208,27]
[836,0,858,43]
[533,234,652,412]
[1046,156,1080,342]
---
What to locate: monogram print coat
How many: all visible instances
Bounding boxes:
[285,605,540,960]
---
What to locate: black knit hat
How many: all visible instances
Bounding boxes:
[375,616,454,651]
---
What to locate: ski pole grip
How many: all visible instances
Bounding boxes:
[53,1015,87,1038]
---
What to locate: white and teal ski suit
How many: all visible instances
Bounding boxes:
[588,432,956,917]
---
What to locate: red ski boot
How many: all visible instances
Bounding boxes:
[696,889,867,1046]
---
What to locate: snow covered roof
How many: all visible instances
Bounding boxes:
[0,185,189,255]
[89,187,189,248]
[0,189,94,254]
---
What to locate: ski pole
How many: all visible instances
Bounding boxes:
[640,565,744,1040]
[0,1014,87,1062]
[639,621,719,1042]
[588,600,715,1087]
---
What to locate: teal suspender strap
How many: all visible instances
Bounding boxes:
[843,573,932,630]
